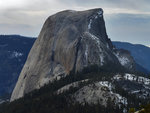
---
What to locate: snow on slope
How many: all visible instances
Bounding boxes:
[55,73,150,108]
[114,52,130,66]
[74,81,127,106]
[88,10,103,30]
[113,73,150,99]
[11,51,23,58]
[114,73,150,85]
[113,41,150,73]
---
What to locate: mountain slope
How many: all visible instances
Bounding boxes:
[0,35,35,96]
[11,8,135,101]
[1,69,150,113]
[113,41,150,73]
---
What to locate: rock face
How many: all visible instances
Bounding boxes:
[10,8,135,101]
[113,49,135,70]
[113,41,150,74]
[73,81,125,106]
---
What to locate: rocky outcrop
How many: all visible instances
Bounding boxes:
[73,81,127,106]
[113,49,135,70]
[10,8,135,101]
[113,41,150,74]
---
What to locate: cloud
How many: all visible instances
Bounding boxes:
[104,13,150,45]
[0,23,40,36]
[0,0,26,9]
[54,0,150,12]
[0,0,150,46]
[1,0,150,14]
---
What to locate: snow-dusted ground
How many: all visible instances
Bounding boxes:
[74,81,116,106]
[55,72,150,108]
[99,81,112,91]
[85,32,104,65]
[55,73,150,109]
[85,45,88,64]
[114,73,150,85]
[88,10,103,30]
[99,81,127,105]
[114,52,130,66]
[88,19,92,30]
[113,73,150,99]
[74,80,127,106]
[11,51,23,58]
[85,10,105,66]
[57,73,150,106]
[0,99,9,104]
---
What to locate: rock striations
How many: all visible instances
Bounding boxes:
[11,8,135,101]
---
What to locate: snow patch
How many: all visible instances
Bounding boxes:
[85,32,101,50]
[95,15,98,19]
[114,73,150,99]
[99,81,112,91]
[11,51,23,58]
[97,10,103,17]
[88,10,103,30]
[99,81,127,105]
[88,19,92,30]
[85,32,104,65]
[0,99,9,104]
[115,94,128,105]
[100,55,104,65]
[85,45,88,63]
[113,74,122,80]
[115,52,130,66]
[114,73,150,85]
[131,90,141,94]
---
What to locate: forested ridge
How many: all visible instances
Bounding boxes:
[0,65,149,113]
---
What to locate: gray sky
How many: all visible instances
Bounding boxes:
[0,0,150,46]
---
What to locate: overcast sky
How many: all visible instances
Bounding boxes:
[0,0,150,46]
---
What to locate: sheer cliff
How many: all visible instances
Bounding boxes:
[10,8,135,101]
